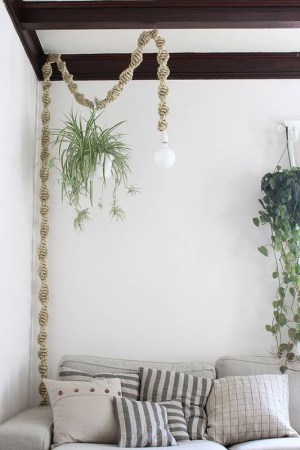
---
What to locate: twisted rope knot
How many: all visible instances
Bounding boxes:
[39,306,49,326]
[40,204,49,215]
[158,102,169,117]
[157,50,169,64]
[39,287,49,303]
[138,31,151,47]
[158,119,168,132]
[41,110,50,125]
[119,68,134,84]
[40,221,49,239]
[38,262,48,281]
[38,243,48,259]
[155,36,166,49]
[40,186,49,202]
[38,331,48,344]
[158,65,170,80]
[130,49,143,67]
[158,84,169,99]
[42,63,52,79]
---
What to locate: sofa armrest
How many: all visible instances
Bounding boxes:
[0,406,53,450]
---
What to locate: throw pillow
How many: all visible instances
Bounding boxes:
[206,374,298,446]
[159,400,189,442]
[44,378,122,447]
[139,367,213,440]
[113,397,177,447]
[58,366,139,399]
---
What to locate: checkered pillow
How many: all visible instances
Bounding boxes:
[206,374,298,446]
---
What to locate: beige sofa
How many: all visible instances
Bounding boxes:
[0,355,300,450]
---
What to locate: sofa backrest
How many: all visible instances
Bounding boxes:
[216,355,300,434]
[58,354,216,379]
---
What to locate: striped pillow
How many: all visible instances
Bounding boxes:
[159,400,189,442]
[113,397,177,447]
[139,367,213,440]
[59,366,139,399]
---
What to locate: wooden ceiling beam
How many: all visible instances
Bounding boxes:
[44,52,300,81]
[21,0,300,30]
[3,0,44,78]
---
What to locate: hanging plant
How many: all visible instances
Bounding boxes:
[51,110,139,231]
[254,167,300,371]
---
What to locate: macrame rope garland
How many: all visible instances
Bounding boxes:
[37,29,170,405]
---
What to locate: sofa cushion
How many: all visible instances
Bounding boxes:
[114,397,177,447]
[45,378,121,447]
[206,374,297,446]
[0,407,53,450]
[229,437,300,449]
[58,355,216,379]
[139,367,213,440]
[56,440,227,449]
[59,367,140,399]
[215,356,300,434]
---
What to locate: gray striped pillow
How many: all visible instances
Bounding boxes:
[159,400,189,442]
[139,367,213,440]
[59,366,139,399]
[113,397,177,448]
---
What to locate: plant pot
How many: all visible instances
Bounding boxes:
[90,154,115,180]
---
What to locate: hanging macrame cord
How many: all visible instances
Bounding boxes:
[37,29,170,405]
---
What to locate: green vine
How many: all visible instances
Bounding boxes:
[254,167,300,372]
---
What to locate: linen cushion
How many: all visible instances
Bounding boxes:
[113,397,177,447]
[139,367,213,440]
[216,355,300,434]
[44,378,122,447]
[59,366,139,399]
[206,374,298,447]
[58,355,216,379]
[56,440,227,450]
[229,437,300,450]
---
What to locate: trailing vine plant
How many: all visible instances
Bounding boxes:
[254,166,300,372]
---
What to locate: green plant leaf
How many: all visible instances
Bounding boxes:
[258,246,268,257]
[252,217,260,227]
[280,366,287,373]
[289,287,296,298]
[272,271,279,279]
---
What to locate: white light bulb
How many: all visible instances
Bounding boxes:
[154,132,176,169]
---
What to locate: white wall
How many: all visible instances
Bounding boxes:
[0,2,37,423]
[30,77,299,402]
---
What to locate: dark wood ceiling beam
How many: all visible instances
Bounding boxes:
[44,52,300,81]
[3,0,44,79]
[21,0,300,30]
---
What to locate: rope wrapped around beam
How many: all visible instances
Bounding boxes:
[37,29,170,405]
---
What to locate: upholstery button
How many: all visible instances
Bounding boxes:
[58,390,63,395]
[74,388,79,392]
[118,392,121,396]
[105,389,110,393]
[90,388,95,392]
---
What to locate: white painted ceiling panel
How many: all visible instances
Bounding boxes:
[38,29,300,54]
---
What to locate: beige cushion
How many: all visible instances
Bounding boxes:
[58,355,216,379]
[56,441,227,450]
[229,437,300,449]
[44,378,122,448]
[206,374,298,447]
[216,355,300,434]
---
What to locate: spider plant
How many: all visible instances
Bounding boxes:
[51,110,138,230]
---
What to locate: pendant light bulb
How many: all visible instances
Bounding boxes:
[154,132,176,169]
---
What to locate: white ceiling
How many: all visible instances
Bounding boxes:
[38,29,300,54]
